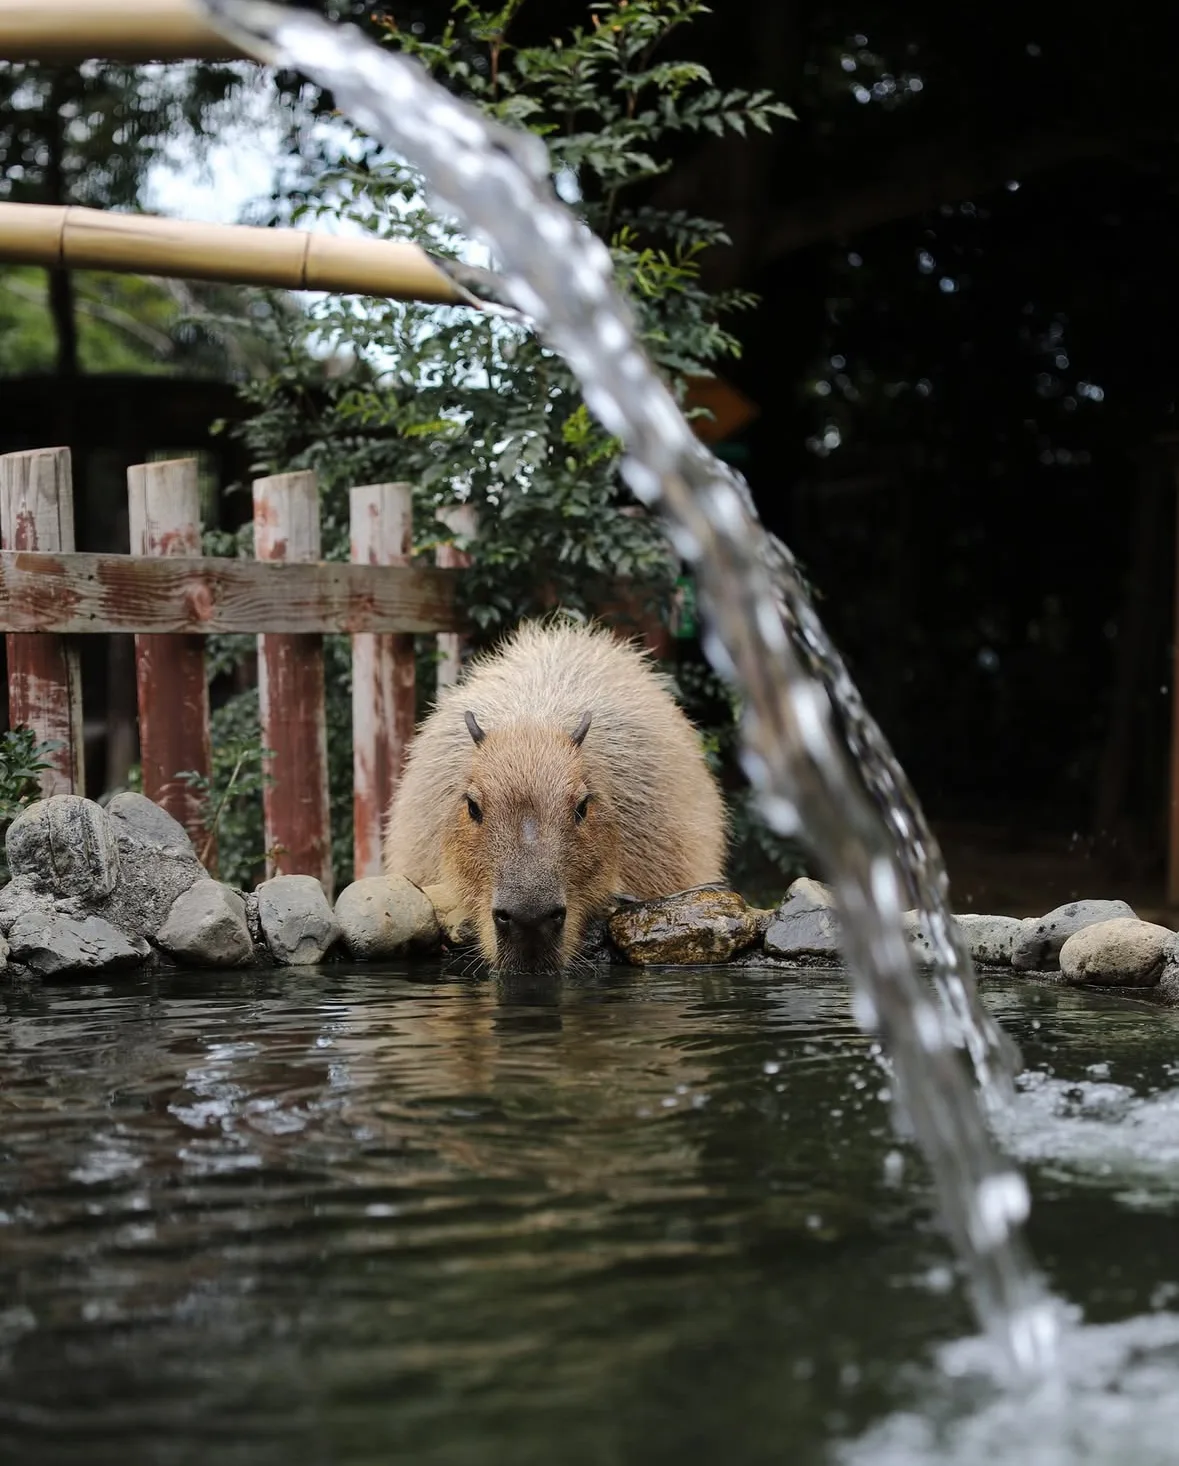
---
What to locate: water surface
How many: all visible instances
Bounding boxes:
[3,965,1179,1465]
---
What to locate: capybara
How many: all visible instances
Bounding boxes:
[383,618,726,973]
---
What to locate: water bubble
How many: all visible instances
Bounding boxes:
[921,1264,955,1294]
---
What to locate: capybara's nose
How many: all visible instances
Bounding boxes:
[493,903,566,935]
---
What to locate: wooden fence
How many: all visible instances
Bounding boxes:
[0,446,469,898]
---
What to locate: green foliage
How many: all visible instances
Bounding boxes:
[0,57,293,373]
[178,702,275,889]
[0,728,61,881]
[204,0,798,894]
[0,61,242,212]
[0,265,251,376]
[229,0,786,634]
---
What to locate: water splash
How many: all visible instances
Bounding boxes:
[840,1309,1179,1466]
[199,0,1056,1373]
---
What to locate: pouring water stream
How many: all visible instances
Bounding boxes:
[200,0,1059,1375]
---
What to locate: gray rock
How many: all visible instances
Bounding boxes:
[105,792,196,858]
[1011,899,1137,971]
[580,915,614,965]
[243,890,263,944]
[955,913,1023,968]
[608,888,760,966]
[103,796,207,941]
[1059,918,1173,988]
[752,907,776,938]
[901,910,935,966]
[763,877,842,962]
[156,881,255,968]
[256,875,341,966]
[335,876,441,960]
[423,882,475,947]
[1,792,207,947]
[7,796,120,901]
[906,911,1023,969]
[0,874,55,937]
[1157,950,1179,1006]
[7,912,150,979]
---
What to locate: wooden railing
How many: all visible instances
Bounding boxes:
[0,446,469,897]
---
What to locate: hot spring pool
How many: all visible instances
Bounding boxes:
[4,964,1179,1465]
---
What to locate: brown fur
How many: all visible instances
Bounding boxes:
[382,618,727,972]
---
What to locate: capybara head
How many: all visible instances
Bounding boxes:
[441,709,621,974]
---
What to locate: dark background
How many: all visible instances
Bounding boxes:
[3,0,1177,908]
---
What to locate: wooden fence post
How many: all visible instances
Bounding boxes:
[350,482,414,880]
[0,447,84,795]
[127,457,215,868]
[253,471,333,897]
[435,503,476,689]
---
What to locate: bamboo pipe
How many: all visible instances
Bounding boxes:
[0,0,243,62]
[0,203,467,305]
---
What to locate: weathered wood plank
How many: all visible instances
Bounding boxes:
[351,483,415,881]
[255,472,334,898]
[128,458,215,868]
[0,552,462,635]
[435,503,476,689]
[0,448,85,795]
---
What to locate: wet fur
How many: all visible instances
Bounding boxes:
[383,618,727,971]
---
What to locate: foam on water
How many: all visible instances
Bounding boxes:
[999,1070,1179,1206]
[842,1309,1179,1466]
[840,1067,1179,1464]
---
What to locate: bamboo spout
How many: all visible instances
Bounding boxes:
[0,203,467,306]
[0,0,243,62]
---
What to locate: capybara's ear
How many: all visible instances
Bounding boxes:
[570,711,592,747]
[464,710,486,746]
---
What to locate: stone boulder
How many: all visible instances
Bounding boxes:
[903,911,1023,970]
[1059,917,1173,988]
[256,875,341,966]
[102,792,207,939]
[335,876,440,960]
[609,888,760,965]
[1011,899,1137,971]
[423,882,475,948]
[7,912,150,979]
[954,913,1023,968]
[763,878,842,963]
[1,792,206,944]
[156,881,255,968]
[6,795,120,902]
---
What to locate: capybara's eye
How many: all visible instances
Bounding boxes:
[574,796,590,824]
[466,796,483,824]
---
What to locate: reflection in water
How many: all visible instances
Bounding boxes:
[200,0,1049,1370]
[1,972,1179,1464]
